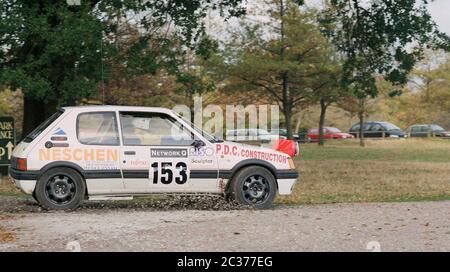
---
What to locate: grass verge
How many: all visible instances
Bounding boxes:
[277,138,450,204]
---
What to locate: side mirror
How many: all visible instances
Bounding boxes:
[191,139,205,149]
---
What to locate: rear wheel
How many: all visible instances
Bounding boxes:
[35,167,86,210]
[229,166,277,209]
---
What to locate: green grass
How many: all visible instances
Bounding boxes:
[277,138,450,205]
[300,139,450,163]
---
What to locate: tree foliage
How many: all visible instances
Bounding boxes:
[222,1,337,138]
[0,0,245,134]
[319,0,450,145]
[320,0,449,97]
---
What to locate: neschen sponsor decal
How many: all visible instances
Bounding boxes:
[39,148,118,161]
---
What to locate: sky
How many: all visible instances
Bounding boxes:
[428,0,450,35]
[207,0,450,40]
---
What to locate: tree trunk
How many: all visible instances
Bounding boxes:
[318,99,327,146]
[283,105,292,140]
[22,96,47,139]
[358,98,365,147]
[282,73,293,139]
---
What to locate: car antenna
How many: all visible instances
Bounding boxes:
[100,35,105,105]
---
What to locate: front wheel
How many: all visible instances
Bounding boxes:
[229,166,277,209]
[34,167,86,210]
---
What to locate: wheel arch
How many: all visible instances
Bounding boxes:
[224,159,278,191]
[36,161,88,196]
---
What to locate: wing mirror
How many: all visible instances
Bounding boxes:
[191,139,205,149]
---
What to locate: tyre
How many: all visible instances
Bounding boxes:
[229,166,277,209]
[34,167,86,210]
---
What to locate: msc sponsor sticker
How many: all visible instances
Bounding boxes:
[189,146,215,157]
[150,148,188,158]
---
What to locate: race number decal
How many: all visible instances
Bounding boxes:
[151,161,188,185]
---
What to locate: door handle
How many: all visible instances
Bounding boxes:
[124,151,136,155]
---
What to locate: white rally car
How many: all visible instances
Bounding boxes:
[9,106,299,210]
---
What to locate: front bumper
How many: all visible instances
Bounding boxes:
[9,167,39,195]
[276,170,299,195]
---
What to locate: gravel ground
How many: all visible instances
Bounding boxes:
[0,196,448,252]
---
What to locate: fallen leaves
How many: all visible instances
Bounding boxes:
[0,226,15,243]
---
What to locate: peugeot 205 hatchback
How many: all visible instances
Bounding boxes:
[9,106,299,210]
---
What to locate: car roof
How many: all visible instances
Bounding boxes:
[352,121,393,125]
[62,105,174,114]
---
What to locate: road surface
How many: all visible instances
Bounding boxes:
[0,197,448,251]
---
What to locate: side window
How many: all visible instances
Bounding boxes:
[411,126,420,133]
[371,124,383,131]
[120,112,196,146]
[77,112,119,145]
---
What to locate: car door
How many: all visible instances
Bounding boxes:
[361,123,373,138]
[421,125,431,137]
[369,124,384,138]
[323,128,332,139]
[75,111,124,194]
[118,111,219,194]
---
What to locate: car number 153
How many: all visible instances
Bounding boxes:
[150,161,188,185]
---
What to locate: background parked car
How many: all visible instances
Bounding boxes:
[307,127,354,142]
[226,128,285,142]
[269,129,300,141]
[349,121,407,138]
[407,124,450,138]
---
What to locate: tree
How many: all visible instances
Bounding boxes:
[222,1,333,139]
[313,69,344,146]
[319,0,450,146]
[175,36,220,121]
[393,52,450,128]
[0,0,245,136]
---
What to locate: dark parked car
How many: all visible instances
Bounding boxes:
[406,124,450,138]
[349,121,407,138]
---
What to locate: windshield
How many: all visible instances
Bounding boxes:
[176,113,223,143]
[430,125,445,131]
[257,129,270,135]
[23,109,65,143]
[327,127,341,133]
[381,122,401,131]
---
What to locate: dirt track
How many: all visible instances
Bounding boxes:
[0,196,448,252]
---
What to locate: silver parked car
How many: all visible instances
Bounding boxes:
[226,128,286,142]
